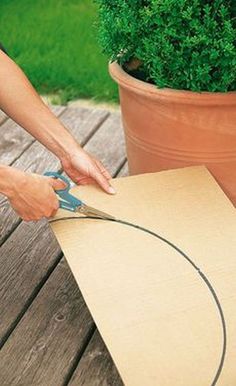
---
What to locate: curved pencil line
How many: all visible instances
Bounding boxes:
[50,216,227,386]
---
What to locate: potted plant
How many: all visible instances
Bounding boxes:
[96,1,236,204]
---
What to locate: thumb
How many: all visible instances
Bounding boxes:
[48,177,67,191]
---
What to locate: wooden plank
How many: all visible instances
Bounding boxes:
[0,108,126,385]
[0,220,61,343]
[84,112,126,176]
[0,110,7,125]
[68,330,123,386]
[0,107,109,244]
[0,195,20,245]
[49,104,66,116]
[58,106,110,146]
[0,118,34,166]
[0,258,94,386]
[0,105,65,166]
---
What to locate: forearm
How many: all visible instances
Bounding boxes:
[0,49,79,161]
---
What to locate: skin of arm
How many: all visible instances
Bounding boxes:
[0,49,115,221]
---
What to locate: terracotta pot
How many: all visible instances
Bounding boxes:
[109,61,236,205]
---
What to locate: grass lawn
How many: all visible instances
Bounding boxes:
[0,0,118,104]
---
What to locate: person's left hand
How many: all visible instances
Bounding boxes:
[60,147,116,194]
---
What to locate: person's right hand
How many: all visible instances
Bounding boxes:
[5,169,65,221]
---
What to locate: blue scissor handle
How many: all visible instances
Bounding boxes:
[44,171,83,212]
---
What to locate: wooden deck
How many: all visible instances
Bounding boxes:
[0,105,127,386]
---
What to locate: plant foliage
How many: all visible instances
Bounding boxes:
[96,0,236,92]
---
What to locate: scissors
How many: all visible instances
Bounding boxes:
[44,171,115,220]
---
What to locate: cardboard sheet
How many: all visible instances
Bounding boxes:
[51,166,236,386]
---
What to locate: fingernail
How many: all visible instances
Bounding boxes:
[108,186,116,194]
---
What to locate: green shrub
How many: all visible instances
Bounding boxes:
[96,0,236,92]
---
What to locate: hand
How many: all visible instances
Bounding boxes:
[5,169,65,221]
[61,147,116,194]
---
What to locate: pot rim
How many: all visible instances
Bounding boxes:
[109,61,236,105]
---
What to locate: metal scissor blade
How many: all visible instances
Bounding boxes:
[76,204,116,220]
